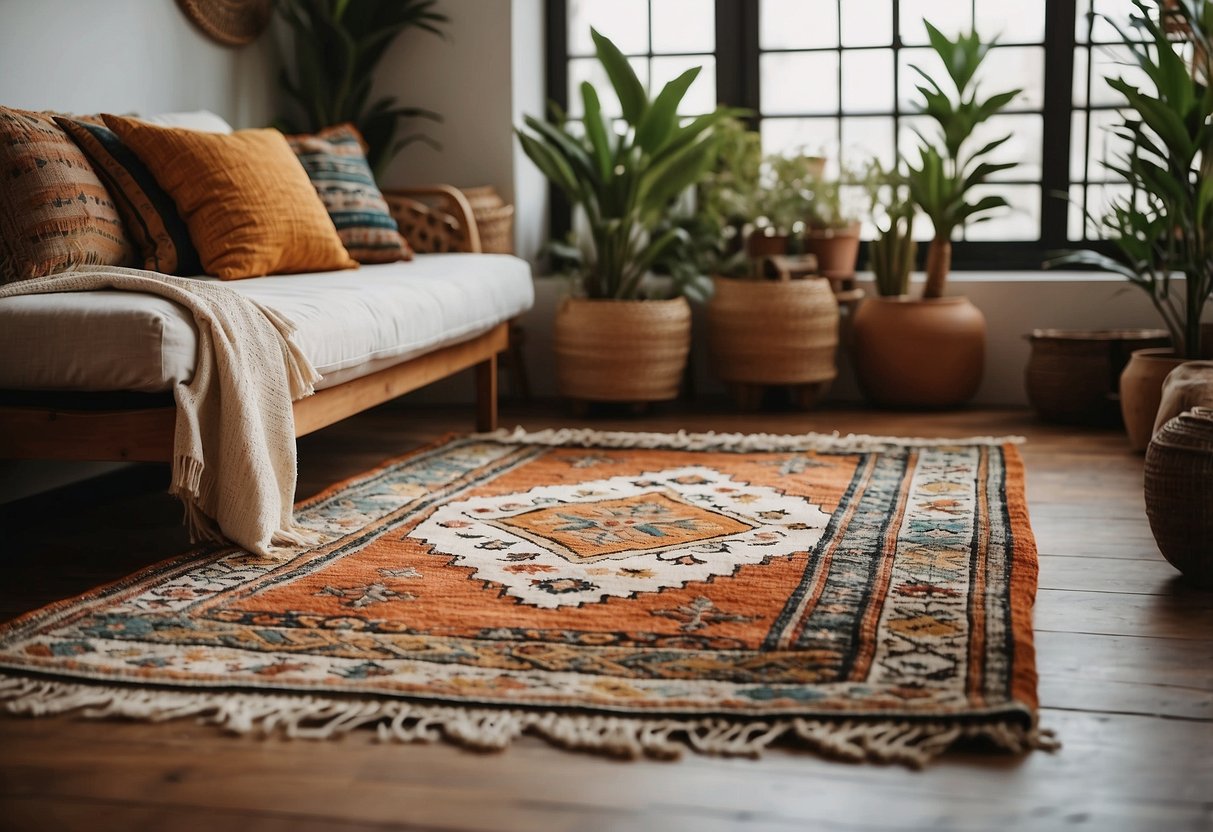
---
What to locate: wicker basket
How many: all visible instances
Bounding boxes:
[1025,329,1170,426]
[707,276,839,387]
[459,186,515,254]
[1145,406,1213,588]
[554,297,691,402]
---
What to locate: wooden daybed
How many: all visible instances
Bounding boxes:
[0,187,512,463]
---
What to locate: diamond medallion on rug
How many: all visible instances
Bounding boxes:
[0,429,1055,766]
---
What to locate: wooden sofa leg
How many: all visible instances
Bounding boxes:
[475,355,499,432]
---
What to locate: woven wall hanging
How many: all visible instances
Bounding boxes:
[176,0,272,47]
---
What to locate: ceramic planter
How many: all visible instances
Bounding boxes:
[852,295,986,408]
[1120,348,1191,451]
[800,222,861,280]
[553,296,691,403]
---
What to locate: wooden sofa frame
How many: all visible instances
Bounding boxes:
[0,186,504,463]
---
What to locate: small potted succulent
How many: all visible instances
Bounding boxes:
[852,22,1020,408]
[517,29,732,407]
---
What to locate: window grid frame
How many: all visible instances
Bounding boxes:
[545,0,1117,270]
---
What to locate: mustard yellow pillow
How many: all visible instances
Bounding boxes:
[102,115,357,280]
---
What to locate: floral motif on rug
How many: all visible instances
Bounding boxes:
[0,429,1054,766]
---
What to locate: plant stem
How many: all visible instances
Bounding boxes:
[924,237,951,299]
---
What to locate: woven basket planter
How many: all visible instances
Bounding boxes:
[1145,407,1213,588]
[554,297,691,403]
[1024,329,1169,426]
[707,276,839,397]
[459,186,515,254]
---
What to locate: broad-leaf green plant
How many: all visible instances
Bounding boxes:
[863,159,917,297]
[517,29,736,300]
[906,22,1021,298]
[1052,0,1213,359]
[278,0,447,177]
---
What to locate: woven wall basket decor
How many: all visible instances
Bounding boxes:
[176,0,272,47]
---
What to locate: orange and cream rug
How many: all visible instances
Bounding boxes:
[0,429,1056,766]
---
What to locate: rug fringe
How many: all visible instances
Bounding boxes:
[0,674,1057,768]
[476,427,1025,453]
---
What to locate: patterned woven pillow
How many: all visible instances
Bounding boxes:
[286,124,412,264]
[55,116,203,276]
[0,107,133,283]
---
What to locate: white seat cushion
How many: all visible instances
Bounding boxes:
[0,254,534,393]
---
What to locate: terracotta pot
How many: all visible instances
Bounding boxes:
[1024,329,1170,426]
[800,222,861,280]
[852,295,986,408]
[1145,407,1213,588]
[745,231,790,260]
[554,297,691,403]
[707,276,839,407]
[1120,348,1190,451]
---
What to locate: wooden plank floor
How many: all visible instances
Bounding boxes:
[1,401,1210,832]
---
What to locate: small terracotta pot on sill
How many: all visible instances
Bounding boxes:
[800,222,861,280]
[852,295,986,408]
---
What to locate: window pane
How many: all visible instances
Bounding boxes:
[1073,47,1090,106]
[840,0,893,47]
[651,0,714,53]
[1088,44,1151,106]
[971,114,1043,181]
[974,0,1045,43]
[568,0,649,55]
[761,52,840,115]
[841,116,896,168]
[963,184,1040,241]
[1067,183,1088,240]
[760,0,838,50]
[1085,109,1132,182]
[1070,111,1088,182]
[841,50,894,113]
[761,117,839,159]
[1076,0,1141,44]
[978,47,1044,110]
[898,47,948,110]
[651,55,717,114]
[900,0,972,46]
[567,56,650,117]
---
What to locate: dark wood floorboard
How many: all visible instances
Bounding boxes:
[1,401,1210,832]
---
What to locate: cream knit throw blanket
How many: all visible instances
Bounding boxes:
[0,265,322,555]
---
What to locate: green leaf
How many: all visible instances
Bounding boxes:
[635,67,700,153]
[581,83,613,179]
[591,28,647,124]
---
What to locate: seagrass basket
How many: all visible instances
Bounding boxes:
[1145,406,1213,588]
[554,297,691,402]
[707,276,839,387]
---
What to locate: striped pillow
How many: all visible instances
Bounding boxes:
[0,107,133,283]
[286,124,412,264]
[55,116,203,276]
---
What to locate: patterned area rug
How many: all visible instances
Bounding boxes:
[0,429,1055,766]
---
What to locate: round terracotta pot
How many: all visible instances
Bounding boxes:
[1120,348,1191,451]
[1024,329,1170,426]
[553,296,691,403]
[1145,407,1213,588]
[707,276,839,408]
[800,222,861,280]
[745,231,790,260]
[852,295,987,408]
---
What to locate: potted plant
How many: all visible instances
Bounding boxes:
[747,152,825,260]
[1052,0,1212,449]
[516,29,731,406]
[853,22,1020,408]
[799,163,863,281]
[277,0,447,178]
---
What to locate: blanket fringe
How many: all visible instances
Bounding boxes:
[476,427,1025,454]
[0,674,1057,768]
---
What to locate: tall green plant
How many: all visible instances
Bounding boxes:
[906,23,1021,298]
[517,29,735,300]
[1053,0,1213,359]
[278,0,447,177]
[863,160,917,297]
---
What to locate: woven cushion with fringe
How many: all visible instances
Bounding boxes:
[0,429,1055,767]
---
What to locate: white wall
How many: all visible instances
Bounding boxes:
[378,0,548,264]
[0,0,278,503]
[0,0,276,126]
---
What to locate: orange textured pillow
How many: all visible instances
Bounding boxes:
[102,115,357,280]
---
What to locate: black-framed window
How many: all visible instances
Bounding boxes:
[546,0,1139,270]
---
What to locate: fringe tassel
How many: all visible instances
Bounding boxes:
[476,427,1025,454]
[0,674,1057,768]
